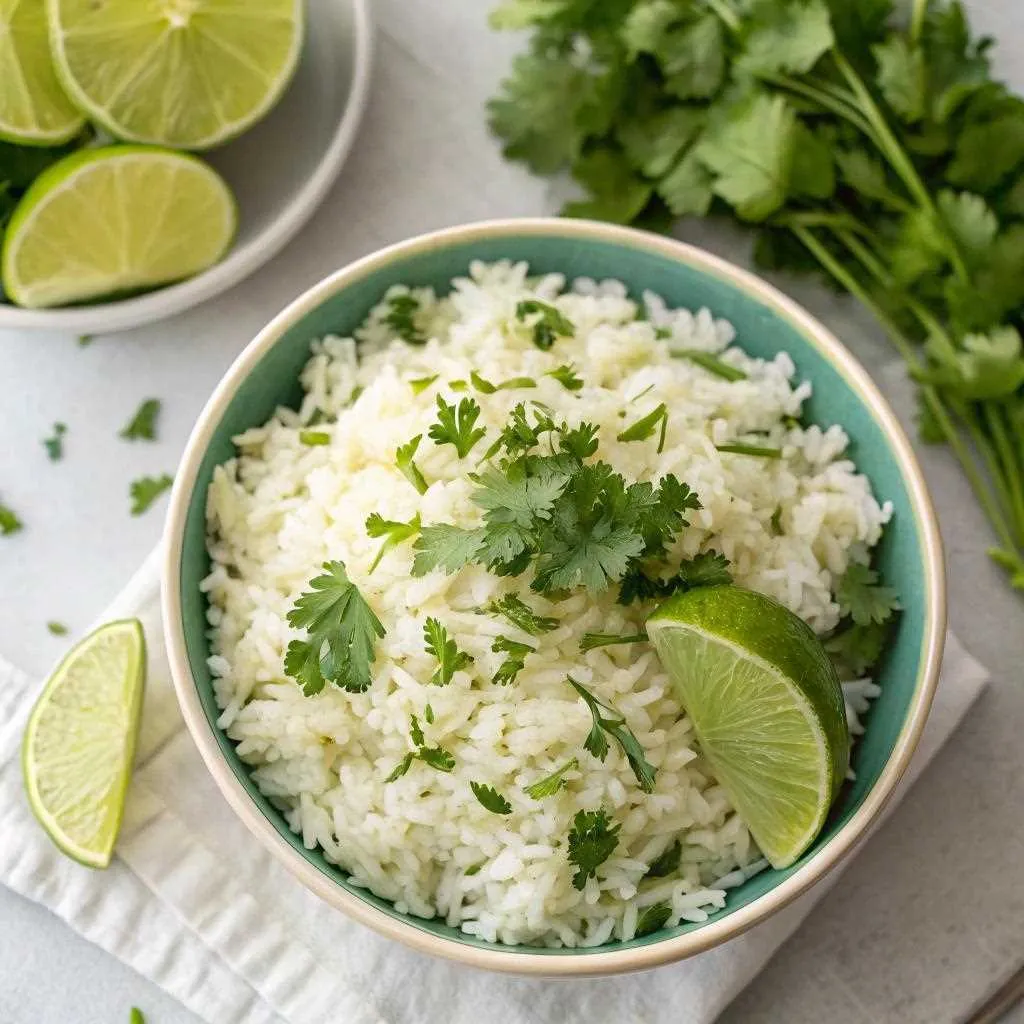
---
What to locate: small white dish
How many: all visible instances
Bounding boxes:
[0,0,374,335]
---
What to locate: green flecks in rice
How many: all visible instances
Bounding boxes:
[203,260,891,947]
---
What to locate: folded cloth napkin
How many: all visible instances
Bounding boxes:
[0,551,988,1024]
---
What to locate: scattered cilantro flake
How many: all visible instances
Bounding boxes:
[525,757,578,800]
[129,474,172,516]
[470,369,536,394]
[120,399,160,441]
[130,1009,145,1024]
[672,350,747,381]
[284,560,385,695]
[299,430,331,446]
[412,523,486,576]
[450,379,469,392]
[617,403,669,453]
[77,334,93,347]
[770,507,784,535]
[385,752,414,783]
[547,364,584,391]
[716,443,783,459]
[645,839,682,879]
[42,422,66,461]
[0,501,22,536]
[47,621,69,636]
[568,676,656,792]
[365,511,421,573]
[491,634,534,685]
[470,781,513,814]
[409,374,439,395]
[428,395,487,458]
[487,593,558,635]
[635,902,672,937]
[424,617,473,685]
[383,293,426,344]
[410,713,425,747]
[836,563,901,626]
[464,861,484,876]
[515,300,574,350]
[395,434,429,494]
[425,703,435,724]
[580,631,648,652]
[567,808,620,890]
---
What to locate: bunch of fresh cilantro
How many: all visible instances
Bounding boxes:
[488,0,1024,592]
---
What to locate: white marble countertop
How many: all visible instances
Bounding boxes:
[2,2,1023,1022]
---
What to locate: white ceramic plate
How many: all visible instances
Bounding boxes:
[0,0,374,334]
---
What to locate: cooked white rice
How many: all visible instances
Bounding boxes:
[202,260,891,946]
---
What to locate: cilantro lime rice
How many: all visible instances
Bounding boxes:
[203,261,891,946]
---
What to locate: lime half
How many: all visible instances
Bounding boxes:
[48,0,304,149]
[22,619,146,868]
[2,145,237,308]
[647,585,849,868]
[0,0,84,144]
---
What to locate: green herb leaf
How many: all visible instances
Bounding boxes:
[738,0,834,76]
[395,434,429,494]
[580,631,648,652]
[645,839,681,878]
[567,808,621,889]
[671,349,747,381]
[424,617,473,685]
[417,745,456,773]
[120,399,160,441]
[470,781,513,814]
[568,676,656,792]
[410,713,425,747]
[617,403,668,452]
[825,620,889,677]
[564,146,653,224]
[129,1009,146,1024]
[873,35,926,122]
[547,364,584,391]
[836,562,901,626]
[47,621,69,636]
[487,593,559,634]
[619,550,732,604]
[409,374,439,395]
[0,501,22,536]
[657,149,714,216]
[428,395,487,458]
[524,757,578,799]
[299,430,331,446]
[464,861,484,876]
[635,902,672,936]
[42,422,67,461]
[919,325,1024,400]
[658,14,726,100]
[491,634,535,685]
[412,524,486,576]
[515,300,575,350]
[424,702,435,724]
[383,293,426,344]
[365,511,421,573]
[129,474,172,516]
[385,752,415,782]
[470,369,537,394]
[716,442,783,458]
[285,561,386,695]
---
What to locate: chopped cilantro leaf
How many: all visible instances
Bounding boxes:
[836,563,901,626]
[470,369,537,394]
[130,1009,146,1024]
[129,474,172,516]
[409,374,439,395]
[385,752,414,782]
[568,676,656,792]
[470,781,512,814]
[491,634,534,685]
[672,350,748,381]
[425,703,435,724]
[395,434,429,494]
[716,443,783,459]
[0,501,22,536]
[617,403,669,453]
[428,395,487,458]
[547,364,584,391]
[42,422,66,461]
[424,617,473,685]
[365,511,421,572]
[567,808,620,890]
[77,334,93,347]
[525,757,578,800]
[383,293,426,344]
[515,300,574,350]
[580,631,648,651]
[635,902,672,937]
[618,551,732,605]
[120,399,160,441]
[645,839,682,879]
[464,861,484,876]
[417,746,456,772]
[410,713,425,747]
[284,560,385,695]
[487,593,559,634]
[299,430,331,446]
[47,621,69,636]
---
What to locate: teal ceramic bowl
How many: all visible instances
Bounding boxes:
[162,219,945,976]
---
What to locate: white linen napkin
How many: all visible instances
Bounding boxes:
[0,550,988,1024]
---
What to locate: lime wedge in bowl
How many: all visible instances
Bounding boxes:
[0,0,84,144]
[48,0,304,149]
[647,585,849,869]
[2,145,237,308]
[22,619,146,868]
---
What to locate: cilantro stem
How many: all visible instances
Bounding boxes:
[764,73,875,141]
[701,0,739,32]
[984,404,1024,548]
[909,0,930,45]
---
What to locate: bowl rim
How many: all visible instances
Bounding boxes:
[0,0,374,335]
[161,217,946,977]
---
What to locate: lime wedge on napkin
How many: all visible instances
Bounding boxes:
[647,585,849,868]
[2,145,237,308]
[0,0,84,144]
[22,619,146,868]
[48,0,303,149]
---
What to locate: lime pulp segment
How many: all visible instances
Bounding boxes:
[21,619,146,868]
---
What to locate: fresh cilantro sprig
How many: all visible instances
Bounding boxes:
[524,757,578,799]
[365,512,421,573]
[285,561,386,695]
[470,781,513,814]
[568,676,657,793]
[619,551,733,605]
[129,474,172,515]
[825,560,901,678]
[491,634,534,685]
[428,395,487,458]
[515,300,574,350]
[567,808,620,890]
[487,0,1024,590]
[424,617,473,685]
[120,399,160,441]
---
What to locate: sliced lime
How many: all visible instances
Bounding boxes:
[48,0,304,149]
[647,585,849,869]
[1,145,237,308]
[0,0,84,145]
[21,619,146,868]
